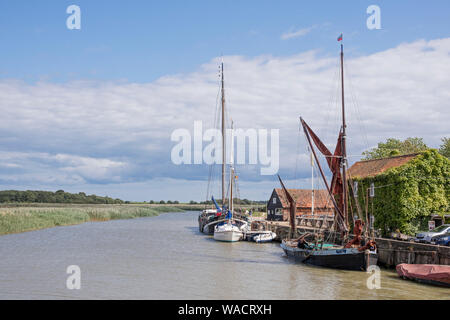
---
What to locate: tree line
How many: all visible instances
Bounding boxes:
[362,137,449,160]
[0,190,267,205]
[0,190,125,204]
[185,198,266,205]
[148,199,265,205]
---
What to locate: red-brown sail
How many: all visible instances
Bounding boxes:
[301,119,346,231]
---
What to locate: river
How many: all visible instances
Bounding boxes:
[0,211,448,299]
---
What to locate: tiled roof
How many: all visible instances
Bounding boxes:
[347,153,420,179]
[274,188,333,209]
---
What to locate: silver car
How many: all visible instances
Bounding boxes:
[414,224,450,244]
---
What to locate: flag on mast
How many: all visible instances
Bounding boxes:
[337,33,343,41]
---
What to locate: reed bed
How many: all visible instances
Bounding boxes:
[0,205,184,236]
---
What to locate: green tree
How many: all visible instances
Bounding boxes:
[362,137,429,160]
[24,191,37,203]
[439,137,450,159]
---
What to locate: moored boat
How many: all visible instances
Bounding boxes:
[278,35,378,271]
[253,232,277,243]
[213,221,245,242]
[281,239,378,271]
[198,208,220,233]
[213,120,247,242]
[199,205,248,235]
[198,62,248,236]
[396,263,450,287]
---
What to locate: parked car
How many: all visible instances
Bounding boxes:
[431,232,450,246]
[414,224,450,244]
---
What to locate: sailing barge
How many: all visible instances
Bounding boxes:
[280,36,378,271]
[198,62,248,236]
[281,241,377,271]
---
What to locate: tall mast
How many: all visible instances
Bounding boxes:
[230,167,233,218]
[311,151,314,216]
[340,42,348,229]
[221,62,226,208]
[229,121,234,218]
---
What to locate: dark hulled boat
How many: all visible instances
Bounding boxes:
[198,209,220,234]
[198,208,248,235]
[281,240,378,271]
[278,35,378,271]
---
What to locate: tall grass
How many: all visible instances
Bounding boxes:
[0,205,185,236]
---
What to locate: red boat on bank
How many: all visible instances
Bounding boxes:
[396,264,450,287]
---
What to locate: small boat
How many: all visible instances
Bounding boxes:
[213,221,245,242]
[253,232,277,243]
[396,264,450,287]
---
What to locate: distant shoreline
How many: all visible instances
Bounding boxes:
[0,203,200,236]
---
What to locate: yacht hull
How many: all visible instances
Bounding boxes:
[213,230,244,242]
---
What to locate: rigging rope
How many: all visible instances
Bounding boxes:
[344,59,370,155]
[205,74,224,205]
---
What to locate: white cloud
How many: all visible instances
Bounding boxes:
[54,154,126,183]
[281,26,315,40]
[0,38,449,200]
[0,152,127,185]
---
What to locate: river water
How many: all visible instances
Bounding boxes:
[0,211,448,300]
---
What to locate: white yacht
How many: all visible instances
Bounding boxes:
[213,221,245,242]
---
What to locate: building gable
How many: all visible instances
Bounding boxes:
[267,189,282,210]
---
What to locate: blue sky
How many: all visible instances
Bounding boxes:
[0,1,449,202]
[1,1,449,82]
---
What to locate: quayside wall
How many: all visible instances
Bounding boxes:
[256,221,450,266]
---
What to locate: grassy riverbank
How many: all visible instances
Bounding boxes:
[0,204,186,236]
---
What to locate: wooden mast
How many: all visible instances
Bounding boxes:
[340,42,349,231]
[221,62,226,209]
[229,121,234,217]
[277,175,296,238]
[311,151,314,216]
[229,167,233,217]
